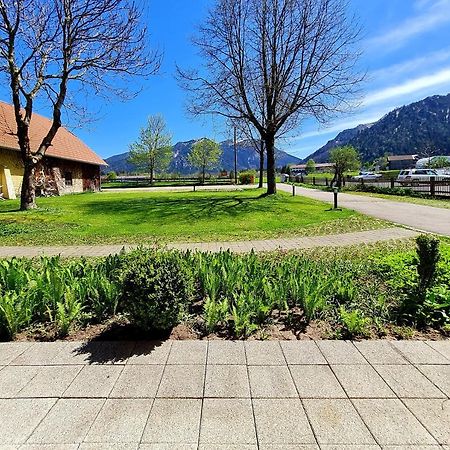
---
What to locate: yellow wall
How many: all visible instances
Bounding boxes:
[0,147,24,196]
[0,147,89,196]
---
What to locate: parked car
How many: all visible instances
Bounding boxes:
[396,169,450,184]
[352,172,382,181]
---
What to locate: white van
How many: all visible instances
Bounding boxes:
[396,169,448,184]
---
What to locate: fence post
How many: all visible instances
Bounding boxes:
[390,178,395,189]
[313,176,316,185]
[361,178,364,187]
[300,174,304,183]
[325,178,329,187]
[430,176,435,196]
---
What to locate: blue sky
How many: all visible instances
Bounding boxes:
[2,0,450,160]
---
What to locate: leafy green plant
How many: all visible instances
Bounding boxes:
[54,286,84,337]
[339,306,371,338]
[416,235,440,292]
[204,296,229,333]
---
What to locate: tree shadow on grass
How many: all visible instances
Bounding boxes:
[79,193,272,226]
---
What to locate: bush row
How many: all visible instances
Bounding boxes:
[0,236,449,340]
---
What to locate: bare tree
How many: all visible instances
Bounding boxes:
[178,0,363,195]
[0,0,161,210]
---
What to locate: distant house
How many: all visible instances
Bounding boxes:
[0,101,106,199]
[290,162,335,174]
[387,155,419,171]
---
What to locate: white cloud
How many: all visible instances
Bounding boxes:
[366,0,450,50]
[370,48,450,81]
[364,67,450,106]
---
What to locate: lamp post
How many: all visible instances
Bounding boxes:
[333,187,339,209]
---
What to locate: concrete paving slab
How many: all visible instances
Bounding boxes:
[27,398,104,444]
[302,399,376,445]
[11,342,69,366]
[280,341,327,365]
[253,398,315,444]
[290,365,347,398]
[354,341,409,364]
[84,399,151,443]
[375,364,446,398]
[403,398,450,445]
[0,366,39,398]
[319,446,381,450]
[332,365,396,398]
[248,365,297,398]
[50,342,94,365]
[79,445,138,450]
[109,365,164,398]
[141,445,197,450]
[17,365,82,398]
[316,341,367,365]
[141,398,201,444]
[0,342,34,365]
[207,341,246,365]
[245,341,285,365]
[258,446,319,450]
[166,341,207,365]
[426,340,450,360]
[127,341,172,365]
[21,445,79,449]
[85,341,135,365]
[391,341,449,364]
[199,446,258,450]
[353,398,438,446]
[417,364,450,397]
[199,398,257,445]
[156,365,204,398]
[63,365,123,398]
[0,398,56,444]
[204,364,250,397]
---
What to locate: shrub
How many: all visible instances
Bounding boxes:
[239,171,255,184]
[121,250,194,331]
[415,234,440,292]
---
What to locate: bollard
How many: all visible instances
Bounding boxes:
[333,187,338,209]
[292,184,295,196]
[193,184,196,192]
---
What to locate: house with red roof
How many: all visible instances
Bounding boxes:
[0,101,106,199]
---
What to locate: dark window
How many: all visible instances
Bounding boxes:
[64,172,73,186]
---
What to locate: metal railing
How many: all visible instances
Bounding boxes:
[289,175,450,197]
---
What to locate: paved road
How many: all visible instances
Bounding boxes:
[278,183,450,237]
[0,227,418,258]
[0,339,448,448]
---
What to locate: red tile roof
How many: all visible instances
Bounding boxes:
[0,101,106,166]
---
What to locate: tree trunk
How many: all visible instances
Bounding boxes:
[150,166,154,185]
[265,134,276,195]
[258,140,264,188]
[20,160,37,210]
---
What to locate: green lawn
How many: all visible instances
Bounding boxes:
[0,188,388,245]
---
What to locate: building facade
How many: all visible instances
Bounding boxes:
[0,101,106,199]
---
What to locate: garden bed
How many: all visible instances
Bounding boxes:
[1,237,449,342]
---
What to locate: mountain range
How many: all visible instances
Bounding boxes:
[304,93,450,163]
[105,139,301,174]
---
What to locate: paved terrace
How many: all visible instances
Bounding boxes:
[0,227,418,258]
[0,339,449,448]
